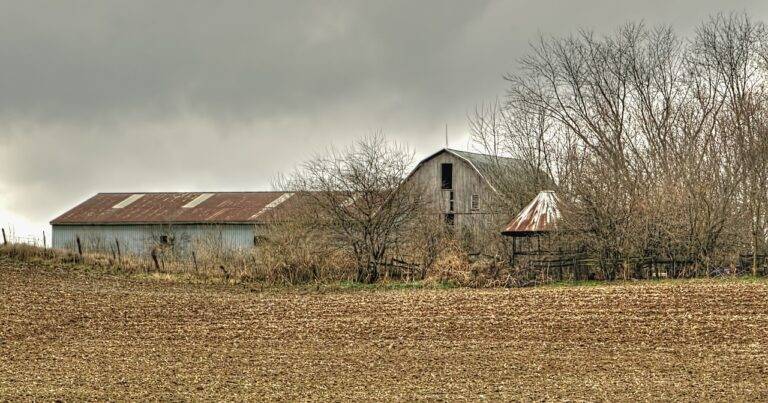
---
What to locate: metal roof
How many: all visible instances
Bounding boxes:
[51,192,298,225]
[446,149,526,177]
[501,190,561,236]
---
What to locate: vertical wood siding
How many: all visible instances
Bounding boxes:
[404,152,500,229]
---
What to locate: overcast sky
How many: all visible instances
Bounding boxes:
[1,0,767,240]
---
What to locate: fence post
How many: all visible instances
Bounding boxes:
[151,248,160,271]
[510,238,516,268]
[1,228,6,246]
[76,236,83,258]
[115,238,121,265]
[572,256,577,281]
[42,231,47,248]
[192,251,198,274]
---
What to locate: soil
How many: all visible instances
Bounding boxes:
[2,256,767,400]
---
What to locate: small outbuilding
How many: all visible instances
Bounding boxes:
[501,190,592,281]
[501,190,561,236]
[501,190,564,266]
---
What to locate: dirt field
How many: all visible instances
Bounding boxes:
[2,256,768,401]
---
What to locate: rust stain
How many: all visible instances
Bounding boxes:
[502,190,560,236]
[51,192,295,225]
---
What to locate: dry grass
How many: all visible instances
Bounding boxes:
[0,242,359,286]
[1,255,768,400]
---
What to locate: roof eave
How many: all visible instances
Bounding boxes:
[51,221,269,226]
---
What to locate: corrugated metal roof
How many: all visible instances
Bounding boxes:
[51,192,299,225]
[502,190,561,236]
[446,149,526,177]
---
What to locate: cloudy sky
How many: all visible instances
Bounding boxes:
[1,0,767,240]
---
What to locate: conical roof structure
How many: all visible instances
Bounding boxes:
[501,190,561,236]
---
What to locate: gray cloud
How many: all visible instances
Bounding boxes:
[1,0,767,236]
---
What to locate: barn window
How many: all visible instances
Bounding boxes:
[471,194,480,211]
[441,163,453,189]
[449,191,455,212]
[444,213,455,226]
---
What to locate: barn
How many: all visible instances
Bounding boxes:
[50,192,296,256]
[402,148,527,231]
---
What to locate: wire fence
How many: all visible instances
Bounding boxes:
[0,227,48,248]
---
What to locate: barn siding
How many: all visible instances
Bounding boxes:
[52,224,265,256]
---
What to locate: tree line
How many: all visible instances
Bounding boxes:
[471,13,768,279]
[274,14,768,284]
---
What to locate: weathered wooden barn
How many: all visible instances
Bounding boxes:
[51,192,295,256]
[403,148,526,231]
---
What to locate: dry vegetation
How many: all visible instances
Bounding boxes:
[2,254,768,400]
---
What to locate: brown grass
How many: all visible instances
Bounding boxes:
[1,254,768,400]
[0,241,359,286]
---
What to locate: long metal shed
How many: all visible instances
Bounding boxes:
[50,192,296,256]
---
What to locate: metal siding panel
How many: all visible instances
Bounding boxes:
[52,224,258,256]
[52,225,155,255]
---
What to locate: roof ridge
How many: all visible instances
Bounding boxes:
[95,191,286,195]
[446,148,523,161]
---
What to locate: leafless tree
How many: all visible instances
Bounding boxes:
[473,13,768,278]
[278,133,425,283]
[693,13,768,274]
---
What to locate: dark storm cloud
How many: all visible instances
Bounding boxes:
[0,0,491,121]
[1,0,767,236]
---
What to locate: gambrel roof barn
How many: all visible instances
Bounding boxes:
[402,148,527,230]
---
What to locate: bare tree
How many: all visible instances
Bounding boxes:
[693,13,768,274]
[473,13,768,278]
[278,134,424,283]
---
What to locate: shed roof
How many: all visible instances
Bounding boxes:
[501,190,561,236]
[51,192,299,225]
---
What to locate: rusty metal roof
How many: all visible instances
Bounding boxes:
[51,192,298,225]
[501,190,561,236]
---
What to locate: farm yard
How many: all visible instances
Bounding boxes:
[2,255,768,400]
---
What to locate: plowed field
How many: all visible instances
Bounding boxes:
[2,256,767,400]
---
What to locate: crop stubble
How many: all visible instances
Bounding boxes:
[1,257,767,400]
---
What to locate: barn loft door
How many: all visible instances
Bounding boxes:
[441,163,453,190]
